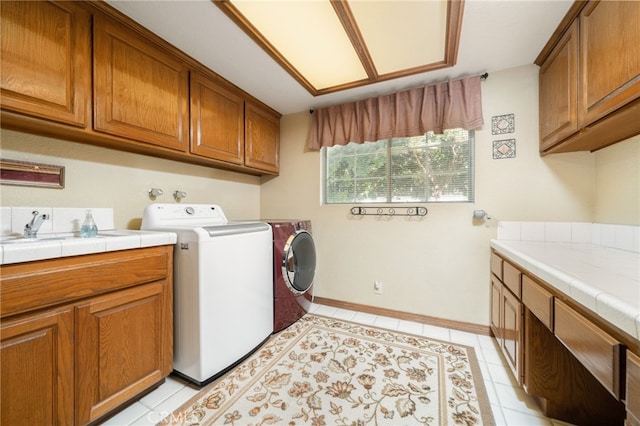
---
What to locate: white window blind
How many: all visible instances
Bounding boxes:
[323,129,474,204]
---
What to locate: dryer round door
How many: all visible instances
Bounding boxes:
[282,230,316,294]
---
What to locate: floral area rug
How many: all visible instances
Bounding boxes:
[160,314,495,425]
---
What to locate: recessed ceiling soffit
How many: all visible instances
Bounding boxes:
[214,0,465,97]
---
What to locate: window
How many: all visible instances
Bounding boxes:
[323,129,474,204]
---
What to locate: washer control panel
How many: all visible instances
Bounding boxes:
[141,203,228,229]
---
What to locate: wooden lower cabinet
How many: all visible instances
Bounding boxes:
[1,307,74,426]
[501,287,523,383]
[489,275,502,339]
[490,250,629,425]
[489,256,523,385]
[555,299,624,399]
[0,246,173,425]
[75,281,172,424]
[628,351,640,426]
[522,275,553,330]
[524,309,625,425]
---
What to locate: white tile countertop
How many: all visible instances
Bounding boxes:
[0,230,177,265]
[0,206,176,265]
[491,221,640,341]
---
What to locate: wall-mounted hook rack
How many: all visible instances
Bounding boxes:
[350,206,428,217]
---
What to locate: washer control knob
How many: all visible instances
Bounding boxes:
[185,206,195,215]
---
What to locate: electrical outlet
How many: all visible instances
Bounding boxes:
[373,280,382,294]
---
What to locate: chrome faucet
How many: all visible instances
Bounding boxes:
[24,210,49,238]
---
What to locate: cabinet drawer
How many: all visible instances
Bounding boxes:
[503,261,522,298]
[554,299,624,399]
[628,351,640,425]
[0,246,172,318]
[490,252,503,280]
[522,276,553,330]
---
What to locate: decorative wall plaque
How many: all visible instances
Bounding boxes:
[493,139,516,159]
[491,114,515,135]
[0,159,65,188]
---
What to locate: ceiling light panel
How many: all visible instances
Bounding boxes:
[231,0,368,89]
[216,0,463,96]
[349,0,447,74]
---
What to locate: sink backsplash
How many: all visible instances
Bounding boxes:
[0,207,114,236]
[497,221,640,253]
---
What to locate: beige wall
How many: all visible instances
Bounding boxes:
[0,130,262,227]
[2,64,637,327]
[261,65,597,326]
[593,135,640,225]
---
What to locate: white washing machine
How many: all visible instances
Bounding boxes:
[141,203,273,386]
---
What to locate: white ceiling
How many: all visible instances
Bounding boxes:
[105,0,573,116]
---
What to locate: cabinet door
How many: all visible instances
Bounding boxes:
[245,102,280,173]
[1,307,74,426]
[539,19,578,151]
[502,287,523,384]
[490,275,502,339]
[190,71,244,164]
[578,1,640,126]
[93,15,189,151]
[75,281,172,424]
[0,0,90,127]
[628,351,640,426]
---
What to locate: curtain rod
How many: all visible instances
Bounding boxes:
[309,72,489,114]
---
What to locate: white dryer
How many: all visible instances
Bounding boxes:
[141,203,273,386]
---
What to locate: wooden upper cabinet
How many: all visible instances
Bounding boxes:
[539,20,578,151]
[190,71,244,164]
[245,102,280,174]
[93,15,189,151]
[537,0,640,154]
[0,1,90,127]
[1,1,279,175]
[578,1,640,127]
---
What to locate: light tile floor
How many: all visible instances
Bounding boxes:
[100,303,574,425]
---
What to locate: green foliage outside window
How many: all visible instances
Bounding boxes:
[324,129,474,204]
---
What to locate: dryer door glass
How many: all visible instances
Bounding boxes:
[282,230,316,294]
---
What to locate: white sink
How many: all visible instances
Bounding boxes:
[0,232,134,245]
[0,236,68,244]
[0,230,177,265]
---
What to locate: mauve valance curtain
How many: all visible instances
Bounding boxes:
[308,75,484,150]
